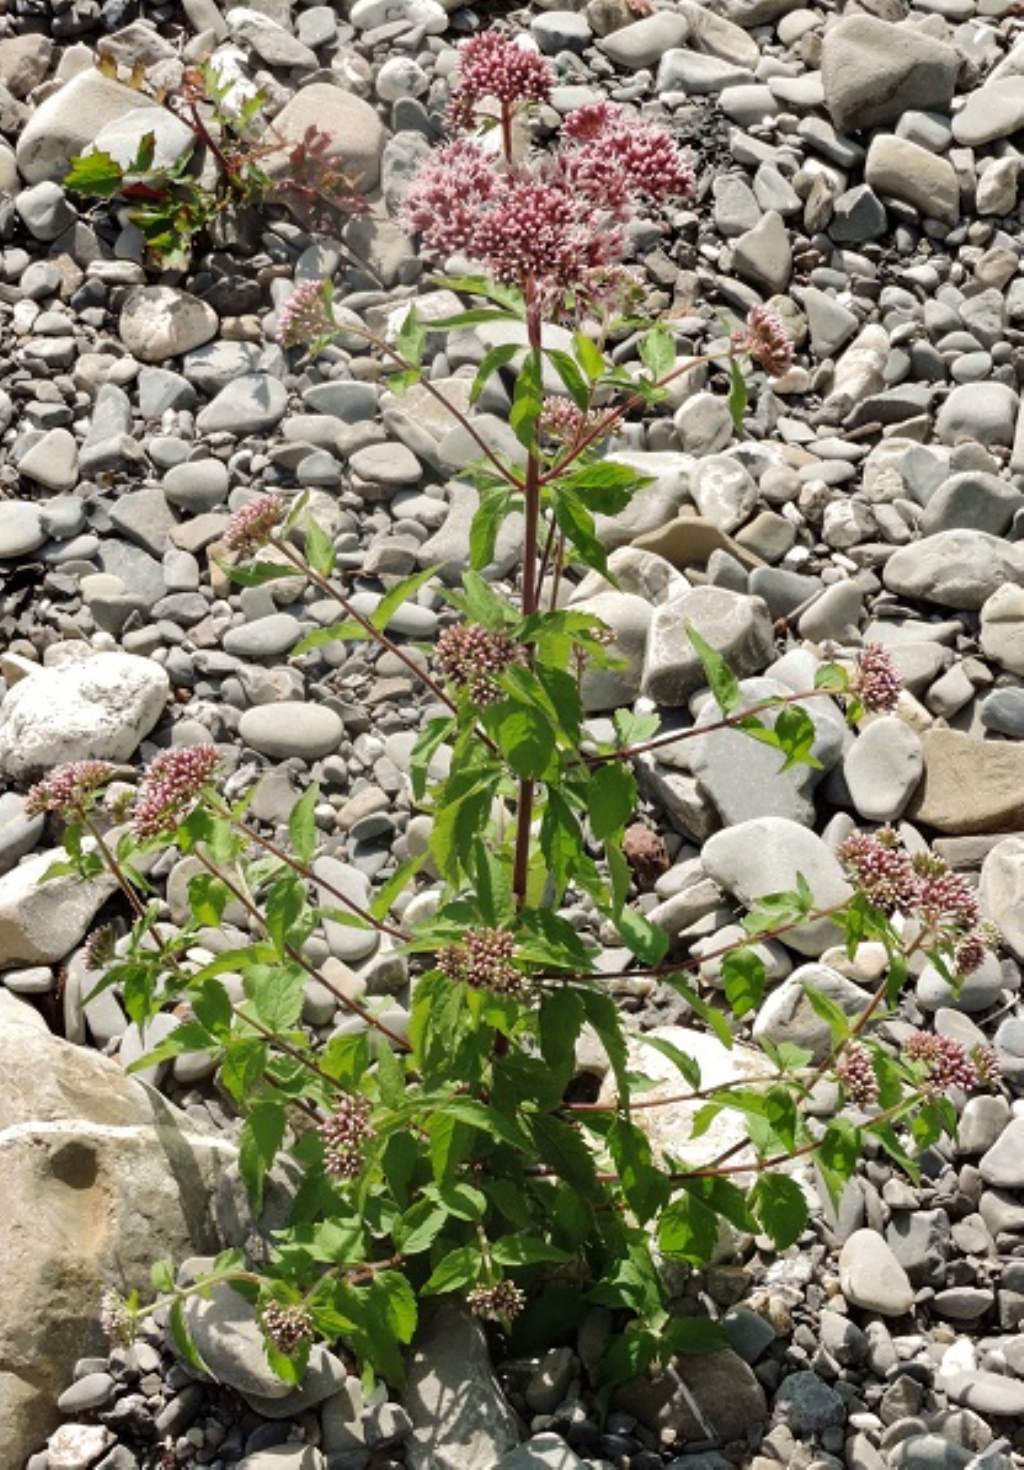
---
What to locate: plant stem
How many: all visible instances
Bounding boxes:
[190,849,412,1053]
[591,687,837,766]
[512,291,544,912]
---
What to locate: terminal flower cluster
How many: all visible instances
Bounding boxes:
[438,927,525,997]
[133,745,221,839]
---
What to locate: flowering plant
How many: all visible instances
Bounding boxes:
[44,30,1003,1410]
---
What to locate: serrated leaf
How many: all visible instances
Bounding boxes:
[421,1245,481,1295]
[574,331,605,383]
[721,948,767,1018]
[586,762,636,841]
[545,348,589,410]
[64,148,125,198]
[169,1299,209,1375]
[304,516,335,578]
[239,1099,285,1211]
[492,1235,570,1266]
[470,342,519,404]
[639,323,675,381]
[749,1172,807,1249]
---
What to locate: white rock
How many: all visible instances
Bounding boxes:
[119,286,218,364]
[980,836,1024,961]
[980,583,1024,675]
[597,1026,774,1168]
[17,69,161,183]
[0,845,116,967]
[825,325,889,409]
[0,652,169,778]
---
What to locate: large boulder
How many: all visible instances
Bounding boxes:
[0,1014,269,1465]
[17,68,161,184]
[908,730,1024,835]
[0,650,168,779]
[821,16,957,135]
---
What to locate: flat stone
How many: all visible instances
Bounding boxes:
[772,1371,845,1434]
[238,703,343,761]
[839,1230,914,1316]
[753,963,873,1063]
[731,210,792,293]
[223,614,303,660]
[978,1117,1024,1189]
[908,730,1024,835]
[937,383,1019,449]
[943,1371,1024,1417]
[980,836,1024,960]
[264,82,385,193]
[920,471,1023,537]
[883,531,1024,610]
[701,817,852,955]
[615,1350,767,1443]
[597,11,689,66]
[19,428,78,491]
[953,78,1024,146]
[981,584,1024,675]
[185,1282,290,1400]
[17,68,160,183]
[404,1303,520,1470]
[0,501,45,558]
[196,376,288,436]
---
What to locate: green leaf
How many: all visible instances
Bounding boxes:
[492,1235,571,1266]
[639,1034,701,1091]
[371,565,439,632]
[553,490,608,577]
[219,1037,268,1102]
[239,1100,285,1211]
[188,871,228,926]
[659,1191,720,1264]
[687,625,742,715]
[639,323,675,381]
[396,1199,449,1255]
[773,705,822,773]
[216,558,297,588]
[493,703,555,779]
[509,354,542,449]
[814,662,850,693]
[470,487,513,571]
[540,988,585,1084]
[395,303,426,366]
[421,1245,482,1295]
[371,1271,417,1345]
[169,1298,209,1375]
[304,516,335,578]
[265,875,306,958]
[545,349,589,410]
[530,1114,598,1193]
[803,984,851,1043]
[471,342,520,404]
[749,1173,808,1250]
[124,1020,213,1074]
[244,964,306,1032]
[574,331,605,383]
[663,976,734,1049]
[192,978,233,1038]
[428,308,522,328]
[607,1117,669,1224]
[410,716,453,801]
[615,905,670,967]
[721,948,767,1018]
[586,762,636,841]
[727,358,747,435]
[64,148,126,198]
[663,1315,731,1355]
[292,620,372,654]
[288,782,319,866]
[130,130,157,175]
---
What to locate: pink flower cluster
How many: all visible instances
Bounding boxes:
[26,760,120,817]
[319,1092,375,1180]
[99,1288,135,1347]
[538,395,606,446]
[261,1301,314,1354]
[403,96,693,316]
[447,31,554,131]
[732,305,795,379]
[834,1041,879,1108]
[854,643,903,714]
[468,1279,527,1321]
[837,828,997,978]
[132,745,220,839]
[904,1032,1000,1094]
[277,279,333,350]
[438,927,525,997]
[434,623,528,706]
[223,494,287,554]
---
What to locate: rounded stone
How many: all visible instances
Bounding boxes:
[238,703,343,760]
[843,716,923,822]
[838,1229,915,1316]
[0,502,45,558]
[119,287,218,365]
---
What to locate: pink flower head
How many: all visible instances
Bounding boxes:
[132,745,220,839]
[25,759,121,817]
[278,279,334,349]
[834,1041,879,1108]
[448,31,554,131]
[434,623,528,705]
[99,1288,135,1348]
[561,102,696,207]
[904,1032,985,1094]
[732,305,795,378]
[854,643,902,714]
[913,858,980,933]
[223,494,287,555]
[262,1302,314,1354]
[403,103,693,319]
[319,1092,375,1180]
[438,927,525,997]
[837,828,920,916]
[468,1279,527,1321]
